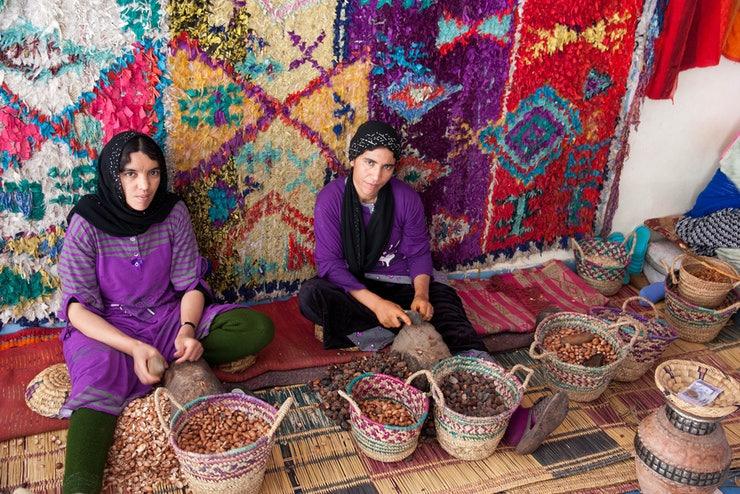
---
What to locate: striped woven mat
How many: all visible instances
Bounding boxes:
[2,323,738,494]
[450,260,609,335]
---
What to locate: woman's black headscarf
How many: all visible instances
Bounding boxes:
[67,131,180,237]
[341,121,401,278]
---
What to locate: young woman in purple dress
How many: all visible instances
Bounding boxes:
[58,131,274,493]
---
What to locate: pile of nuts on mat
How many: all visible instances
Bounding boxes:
[310,352,421,431]
[103,394,187,492]
[543,328,617,366]
[358,398,415,426]
[439,371,507,417]
[176,405,270,454]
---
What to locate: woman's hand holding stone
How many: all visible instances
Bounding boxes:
[372,298,412,328]
[411,295,434,321]
[131,342,165,385]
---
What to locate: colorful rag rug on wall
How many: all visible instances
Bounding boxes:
[0,0,661,325]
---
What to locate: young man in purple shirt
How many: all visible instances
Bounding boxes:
[298,121,569,455]
[298,120,487,353]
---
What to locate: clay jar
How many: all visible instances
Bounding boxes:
[634,403,731,493]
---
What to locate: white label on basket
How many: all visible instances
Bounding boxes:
[677,379,723,406]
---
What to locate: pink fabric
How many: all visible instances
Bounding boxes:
[501,404,530,446]
[450,260,609,335]
[87,46,159,142]
[453,281,536,334]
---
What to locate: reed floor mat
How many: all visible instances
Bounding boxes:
[3,324,737,493]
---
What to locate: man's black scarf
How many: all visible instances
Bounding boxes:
[341,171,394,279]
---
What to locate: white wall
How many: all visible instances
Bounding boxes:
[610,57,740,235]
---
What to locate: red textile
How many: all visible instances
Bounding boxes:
[647,0,733,99]
[647,0,699,99]
[213,297,362,382]
[0,327,61,351]
[681,0,732,69]
[0,339,66,442]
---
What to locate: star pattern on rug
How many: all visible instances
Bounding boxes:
[381,72,462,124]
[583,68,614,100]
[436,10,513,56]
[524,11,632,63]
[479,85,582,186]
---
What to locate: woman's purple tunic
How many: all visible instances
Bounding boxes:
[57,201,237,417]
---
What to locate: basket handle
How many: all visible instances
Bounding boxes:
[416,371,446,410]
[621,295,657,317]
[528,341,552,361]
[267,397,294,439]
[405,369,434,389]
[668,254,685,284]
[571,237,584,258]
[153,387,187,437]
[507,364,534,390]
[606,316,643,349]
[621,230,638,258]
[337,389,361,415]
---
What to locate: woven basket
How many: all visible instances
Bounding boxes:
[25,363,71,418]
[664,274,739,343]
[589,296,678,382]
[428,356,533,461]
[654,359,739,420]
[338,371,429,462]
[155,388,293,494]
[572,233,636,296]
[217,355,257,374]
[529,312,638,402]
[672,254,740,309]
